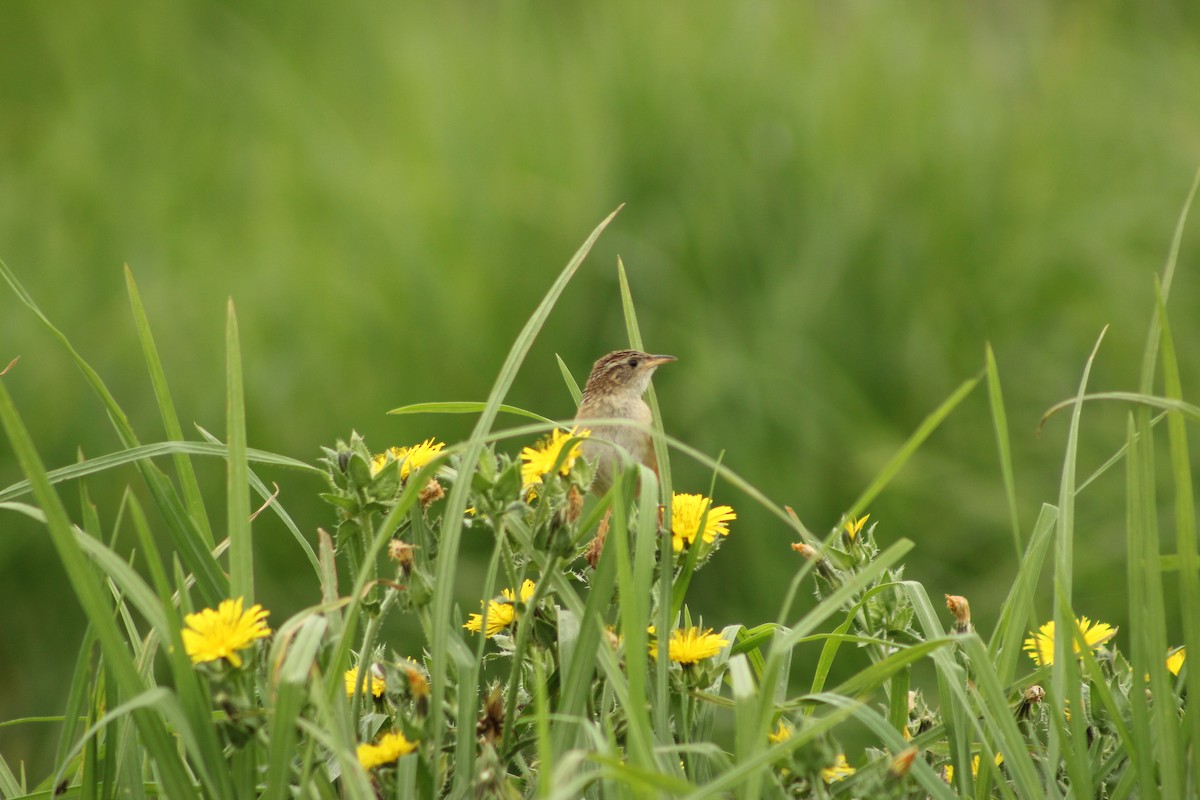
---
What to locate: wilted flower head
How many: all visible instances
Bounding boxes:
[945,594,971,634]
[889,746,919,778]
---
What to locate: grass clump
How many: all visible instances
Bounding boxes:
[0,198,1197,798]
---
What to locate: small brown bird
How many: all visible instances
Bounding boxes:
[574,349,676,495]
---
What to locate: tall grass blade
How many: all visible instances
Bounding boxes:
[617,256,672,506]
[1138,165,1200,389]
[1047,327,1108,798]
[846,374,979,518]
[225,299,253,603]
[1123,413,1162,799]
[1153,281,1200,787]
[986,343,1023,555]
[424,207,622,774]
[555,354,582,405]
[387,401,554,423]
[125,265,213,544]
[988,503,1057,684]
[0,257,227,606]
[264,615,327,800]
[0,380,199,798]
[0,440,319,503]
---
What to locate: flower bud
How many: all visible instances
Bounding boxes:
[945,595,971,634]
[889,746,919,778]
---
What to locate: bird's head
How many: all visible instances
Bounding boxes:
[581,349,676,402]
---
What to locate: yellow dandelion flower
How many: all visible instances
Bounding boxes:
[822,753,855,783]
[371,439,446,480]
[464,579,537,637]
[768,720,793,744]
[649,626,729,664]
[344,666,386,698]
[843,514,870,541]
[670,493,736,552]
[944,753,1003,782]
[519,428,589,488]
[357,731,418,770]
[1167,646,1187,676]
[181,598,271,668]
[1023,616,1117,666]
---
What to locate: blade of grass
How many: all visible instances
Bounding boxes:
[846,374,980,518]
[125,265,213,544]
[1138,165,1200,390]
[0,380,199,798]
[195,424,321,576]
[1047,327,1108,799]
[387,401,555,423]
[0,441,319,503]
[617,256,672,507]
[422,207,623,777]
[555,354,583,405]
[225,299,253,603]
[1123,412,1163,800]
[986,343,1022,556]
[956,635,1046,800]
[125,493,233,798]
[1,257,226,606]
[264,614,328,800]
[1040,391,1200,428]
[1153,280,1200,781]
[988,503,1057,684]
[807,693,958,800]
[609,470,657,783]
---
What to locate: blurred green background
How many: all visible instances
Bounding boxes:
[3,1,1200,774]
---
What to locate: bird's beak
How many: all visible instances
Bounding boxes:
[647,354,677,367]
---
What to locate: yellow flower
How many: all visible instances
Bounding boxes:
[344,666,386,698]
[843,514,870,541]
[822,753,855,783]
[944,753,1003,782]
[357,731,418,770]
[464,580,537,637]
[1167,646,1187,676]
[519,428,589,488]
[670,493,736,552]
[767,721,793,744]
[1023,616,1117,666]
[371,439,446,480]
[181,598,271,668]
[649,626,729,664]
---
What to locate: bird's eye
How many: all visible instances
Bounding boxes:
[627,357,639,368]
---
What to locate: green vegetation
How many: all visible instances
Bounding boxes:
[2,2,1200,789]
[0,201,1197,795]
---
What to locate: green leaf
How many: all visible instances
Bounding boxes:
[387,401,555,423]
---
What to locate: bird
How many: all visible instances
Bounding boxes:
[574,348,676,495]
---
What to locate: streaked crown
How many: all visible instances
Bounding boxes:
[580,349,676,402]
